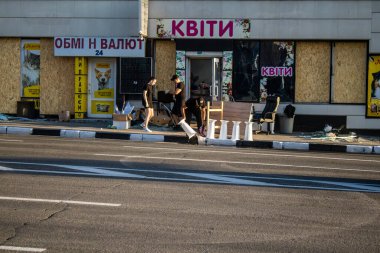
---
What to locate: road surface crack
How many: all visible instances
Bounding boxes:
[0,204,67,245]
[39,203,68,223]
[0,222,28,245]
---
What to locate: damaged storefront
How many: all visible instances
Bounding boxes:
[53,37,146,118]
[148,0,379,132]
[0,0,379,132]
[0,0,150,119]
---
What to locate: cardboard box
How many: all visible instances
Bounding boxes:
[113,114,132,121]
[113,113,132,129]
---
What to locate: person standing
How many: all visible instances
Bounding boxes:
[141,76,157,132]
[170,74,186,124]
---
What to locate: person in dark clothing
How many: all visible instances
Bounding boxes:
[185,97,206,137]
[170,74,186,124]
[141,76,157,132]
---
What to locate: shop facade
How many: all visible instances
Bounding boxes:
[0,0,380,131]
[0,0,150,119]
[148,0,380,131]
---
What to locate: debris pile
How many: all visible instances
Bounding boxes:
[300,124,359,143]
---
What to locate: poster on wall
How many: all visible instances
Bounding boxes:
[222,51,233,101]
[259,41,295,102]
[21,40,40,98]
[176,51,186,70]
[91,101,114,114]
[92,63,114,99]
[367,55,380,118]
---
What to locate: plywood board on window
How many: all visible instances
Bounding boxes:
[155,40,176,92]
[295,42,331,103]
[0,38,21,114]
[332,42,367,104]
[40,38,74,115]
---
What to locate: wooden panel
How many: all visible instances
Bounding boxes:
[155,40,176,92]
[295,42,331,103]
[332,42,367,103]
[0,38,21,114]
[40,38,75,115]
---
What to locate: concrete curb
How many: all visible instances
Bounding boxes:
[6,127,33,135]
[0,125,379,154]
[282,142,309,151]
[206,139,236,146]
[142,134,165,142]
[0,126,7,134]
[273,141,283,150]
[346,145,374,154]
[79,131,96,138]
[60,129,80,138]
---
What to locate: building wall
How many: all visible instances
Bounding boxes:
[0,0,140,37]
[149,0,372,40]
[0,38,21,114]
[332,42,367,104]
[155,40,176,92]
[40,39,74,115]
[295,42,331,103]
[371,1,380,53]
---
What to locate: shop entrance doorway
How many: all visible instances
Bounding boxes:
[186,52,222,101]
[87,58,116,118]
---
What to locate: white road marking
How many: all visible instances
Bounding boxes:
[0,246,46,252]
[1,161,379,192]
[0,196,121,207]
[95,153,380,174]
[122,145,380,163]
[0,139,23,142]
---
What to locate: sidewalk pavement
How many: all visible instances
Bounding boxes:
[0,119,379,155]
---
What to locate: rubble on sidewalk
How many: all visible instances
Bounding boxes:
[299,124,359,143]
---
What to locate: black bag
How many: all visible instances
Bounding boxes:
[284,104,295,118]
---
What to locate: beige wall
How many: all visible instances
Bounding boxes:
[40,38,75,115]
[155,40,176,92]
[332,42,367,104]
[0,38,21,114]
[295,42,331,103]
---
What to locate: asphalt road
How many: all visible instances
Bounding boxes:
[0,135,379,253]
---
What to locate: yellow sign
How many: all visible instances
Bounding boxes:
[23,85,40,98]
[94,88,114,99]
[75,94,87,113]
[96,63,110,69]
[24,43,40,51]
[75,112,85,119]
[75,57,88,75]
[74,75,88,94]
[367,55,380,118]
[91,100,114,114]
[75,57,88,119]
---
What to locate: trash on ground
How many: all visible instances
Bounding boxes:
[300,124,359,143]
[0,114,8,121]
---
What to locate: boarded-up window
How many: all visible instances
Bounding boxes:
[295,42,331,103]
[155,40,176,92]
[40,39,74,115]
[0,38,20,114]
[331,42,367,104]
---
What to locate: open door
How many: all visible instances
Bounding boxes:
[211,58,221,101]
